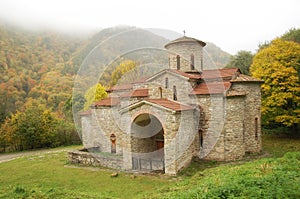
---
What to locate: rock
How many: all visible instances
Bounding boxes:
[130,175,136,179]
[111,172,118,177]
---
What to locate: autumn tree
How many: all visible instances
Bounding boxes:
[250,39,300,131]
[84,83,107,110]
[110,60,137,86]
[0,99,61,151]
[225,50,253,75]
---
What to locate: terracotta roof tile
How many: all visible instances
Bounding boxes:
[79,109,92,116]
[121,88,149,98]
[170,69,202,79]
[191,82,231,95]
[201,68,239,79]
[230,74,264,83]
[145,98,194,111]
[106,84,133,92]
[93,97,120,107]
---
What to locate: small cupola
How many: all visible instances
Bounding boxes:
[165,36,206,73]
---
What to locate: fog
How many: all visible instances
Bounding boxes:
[0,0,299,54]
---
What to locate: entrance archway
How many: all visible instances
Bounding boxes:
[131,113,165,171]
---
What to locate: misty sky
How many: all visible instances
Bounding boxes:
[0,0,299,54]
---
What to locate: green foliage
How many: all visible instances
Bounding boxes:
[151,152,300,199]
[84,83,107,110]
[250,39,300,129]
[281,28,300,44]
[0,99,80,152]
[225,50,253,75]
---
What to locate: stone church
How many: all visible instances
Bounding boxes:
[79,36,263,175]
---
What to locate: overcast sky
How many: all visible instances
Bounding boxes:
[0,0,299,54]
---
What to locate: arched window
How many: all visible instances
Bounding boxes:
[173,85,177,101]
[110,134,116,153]
[176,55,180,70]
[190,54,195,70]
[165,77,169,88]
[158,87,162,99]
[255,118,258,140]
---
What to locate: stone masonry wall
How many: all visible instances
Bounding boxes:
[231,82,262,153]
[81,107,123,154]
[148,72,194,104]
[223,96,246,160]
[166,42,203,72]
[196,95,226,160]
[175,109,199,171]
[68,150,123,169]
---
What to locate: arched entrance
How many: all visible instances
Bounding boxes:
[131,113,165,172]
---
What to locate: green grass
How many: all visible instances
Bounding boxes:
[263,134,300,157]
[0,134,299,198]
[150,152,300,198]
[0,150,173,198]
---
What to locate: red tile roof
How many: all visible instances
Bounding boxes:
[170,69,202,79]
[106,84,133,92]
[191,82,231,95]
[79,109,92,116]
[121,88,149,98]
[93,97,120,107]
[145,98,194,111]
[230,74,264,83]
[201,68,239,79]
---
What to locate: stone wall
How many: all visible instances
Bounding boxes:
[148,72,194,104]
[68,150,123,169]
[231,82,262,153]
[196,95,226,160]
[166,42,203,72]
[223,96,246,160]
[175,109,199,171]
[81,107,123,154]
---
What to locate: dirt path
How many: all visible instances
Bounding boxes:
[0,148,68,164]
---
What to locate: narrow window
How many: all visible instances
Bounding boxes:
[173,85,177,101]
[255,118,258,140]
[165,77,169,88]
[158,87,162,99]
[190,54,195,70]
[176,55,180,70]
[199,130,203,147]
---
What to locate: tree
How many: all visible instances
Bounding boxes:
[250,39,300,130]
[84,83,107,110]
[225,50,253,75]
[0,98,61,151]
[110,60,137,86]
[281,28,300,44]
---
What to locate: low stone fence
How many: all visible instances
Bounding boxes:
[68,150,123,170]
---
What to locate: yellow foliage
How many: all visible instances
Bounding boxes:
[84,83,107,110]
[250,39,300,127]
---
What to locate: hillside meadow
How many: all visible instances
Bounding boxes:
[0,134,299,199]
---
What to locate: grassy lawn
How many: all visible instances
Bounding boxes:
[262,134,300,157]
[0,133,299,198]
[0,148,173,199]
